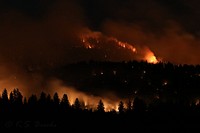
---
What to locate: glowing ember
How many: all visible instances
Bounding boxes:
[81,38,95,49]
[110,38,137,53]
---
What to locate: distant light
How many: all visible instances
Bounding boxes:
[113,70,117,75]
[134,90,138,94]
[100,72,104,75]
[162,80,168,86]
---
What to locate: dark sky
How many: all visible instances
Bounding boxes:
[1,0,200,97]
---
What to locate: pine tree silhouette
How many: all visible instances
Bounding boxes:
[97,99,105,113]
[73,98,81,110]
[53,92,60,105]
[1,89,9,112]
[2,89,8,103]
[118,101,125,113]
[46,94,53,110]
[9,92,14,105]
[39,92,47,104]
[126,99,132,112]
[28,94,38,112]
[60,94,70,111]
[13,88,23,106]
[24,97,27,105]
[28,94,37,105]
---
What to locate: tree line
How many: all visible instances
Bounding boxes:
[1,88,200,114]
[0,88,144,114]
[1,88,200,129]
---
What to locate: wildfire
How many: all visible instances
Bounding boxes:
[81,38,95,49]
[80,31,101,49]
[80,30,137,54]
[144,50,158,64]
[79,28,160,64]
[57,87,120,112]
[109,38,137,53]
[50,80,120,112]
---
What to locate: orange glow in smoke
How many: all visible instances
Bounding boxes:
[50,80,120,112]
[57,86,120,112]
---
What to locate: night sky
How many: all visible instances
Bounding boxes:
[0,0,200,100]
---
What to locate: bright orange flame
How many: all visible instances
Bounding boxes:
[145,50,158,64]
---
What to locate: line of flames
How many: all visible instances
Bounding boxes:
[80,31,159,64]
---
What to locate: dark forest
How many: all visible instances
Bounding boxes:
[1,61,200,131]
